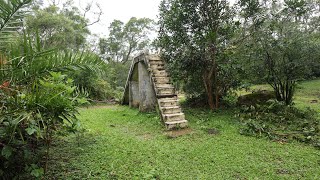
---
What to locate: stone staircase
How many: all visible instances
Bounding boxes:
[146,55,188,129]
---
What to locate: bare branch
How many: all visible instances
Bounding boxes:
[81,0,93,18]
[48,0,60,6]
[82,3,102,28]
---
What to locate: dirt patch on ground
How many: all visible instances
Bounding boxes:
[165,128,193,138]
[136,133,153,140]
[310,99,318,103]
[276,169,290,175]
[117,126,154,141]
[84,105,118,109]
[207,128,220,135]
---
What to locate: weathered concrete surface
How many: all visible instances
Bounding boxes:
[129,81,139,108]
[138,62,157,112]
[123,53,157,111]
[122,52,188,130]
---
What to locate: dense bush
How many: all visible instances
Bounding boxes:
[222,91,238,108]
[0,21,97,179]
[238,100,320,148]
[0,72,86,178]
[69,68,115,101]
[237,90,276,107]
[181,94,209,108]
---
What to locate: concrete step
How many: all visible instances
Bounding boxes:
[150,64,165,70]
[163,113,185,122]
[152,70,169,77]
[159,100,178,107]
[161,106,181,114]
[153,77,170,84]
[165,120,188,130]
[158,97,178,101]
[155,82,172,87]
[156,87,175,95]
[158,97,178,107]
[157,94,176,98]
[147,55,162,61]
[149,59,164,65]
[156,84,174,89]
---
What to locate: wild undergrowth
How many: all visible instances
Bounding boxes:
[238,100,319,149]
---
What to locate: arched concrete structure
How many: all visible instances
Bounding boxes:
[122,52,188,129]
[122,52,157,112]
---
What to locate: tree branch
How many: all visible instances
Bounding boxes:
[82,3,102,28]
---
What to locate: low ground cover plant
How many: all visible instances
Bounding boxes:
[238,100,320,149]
[0,72,86,178]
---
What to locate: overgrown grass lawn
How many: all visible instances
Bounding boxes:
[295,79,320,111]
[47,105,320,179]
[240,79,320,112]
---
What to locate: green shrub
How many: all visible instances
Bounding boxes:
[91,78,115,100]
[0,72,86,179]
[182,94,209,108]
[0,2,99,177]
[69,68,118,101]
[238,100,320,148]
[222,91,238,107]
[237,90,276,107]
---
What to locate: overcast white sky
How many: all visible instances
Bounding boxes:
[76,0,162,37]
[45,0,236,37]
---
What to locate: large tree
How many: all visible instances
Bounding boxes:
[158,0,240,109]
[239,0,320,105]
[99,17,154,62]
[25,3,91,51]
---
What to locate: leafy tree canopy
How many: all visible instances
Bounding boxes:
[238,0,320,105]
[158,0,241,109]
[25,2,90,51]
[99,17,155,62]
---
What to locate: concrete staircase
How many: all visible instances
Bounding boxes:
[146,55,188,129]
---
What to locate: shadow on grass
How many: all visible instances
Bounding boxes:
[46,132,98,178]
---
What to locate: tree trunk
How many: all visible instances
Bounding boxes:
[213,59,219,109]
[207,81,215,110]
[203,66,215,110]
[123,44,133,63]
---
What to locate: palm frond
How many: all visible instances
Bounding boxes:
[0,0,32,49]
[0,32,104,84]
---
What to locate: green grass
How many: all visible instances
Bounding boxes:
[238,79,320,112]
[46,105,320,179]
[295,79,320,112]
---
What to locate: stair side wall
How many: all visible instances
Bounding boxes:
[138,62,157,112]
[129,81,139,108]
